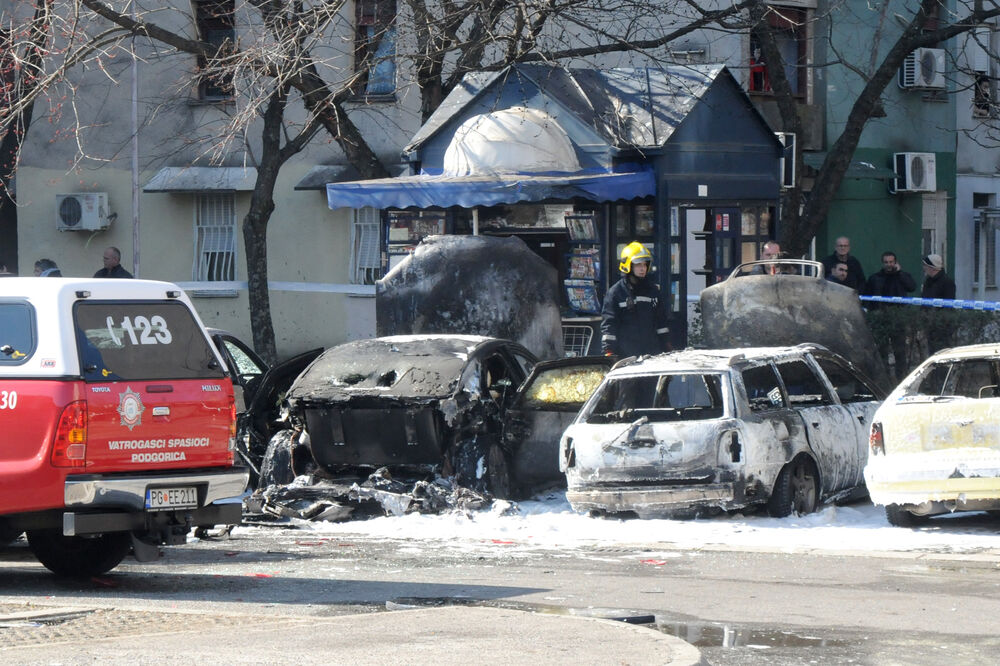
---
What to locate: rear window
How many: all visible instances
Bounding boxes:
[907,359,1000,399]
[585,373,725,423]
[0,301,35,365]
[74,301,224,381]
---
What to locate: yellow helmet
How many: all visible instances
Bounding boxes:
[619,241,652,274]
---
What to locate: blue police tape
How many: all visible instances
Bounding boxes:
[860,295,1000,311]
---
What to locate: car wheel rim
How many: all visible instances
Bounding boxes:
[790,462,817,514]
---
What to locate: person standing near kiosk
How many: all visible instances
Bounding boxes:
[601,241,671,358]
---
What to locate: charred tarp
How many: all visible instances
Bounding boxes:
[700,262,892,393]
[376,235,564,360]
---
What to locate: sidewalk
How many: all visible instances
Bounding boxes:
[2,605,703,665]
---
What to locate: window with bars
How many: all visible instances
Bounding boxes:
[351,207,381,284]
[194,194,237,281]
[195,0,235,100]
[354,0,397,97]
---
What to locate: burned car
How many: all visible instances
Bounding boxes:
[256,335,612,510]
[560,344,885,518]
[866,344,1000,526]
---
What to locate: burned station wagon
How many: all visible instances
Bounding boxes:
[866,344,1000,526]
[560,344,885,518]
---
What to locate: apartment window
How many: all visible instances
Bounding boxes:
[972,26,995,118]
[194,194,237,281]
[749,7,807,95]
[350,207,382,284]
[354,0,396,97]
[195,0,235,100]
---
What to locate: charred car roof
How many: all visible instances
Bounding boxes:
[608,344,838,375]
[287,334,528,401]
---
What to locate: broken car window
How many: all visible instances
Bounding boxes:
[521,365,609,411]
[741,364,785,411]
[775,360,833,407]
[813,356,878,403]
[585,373,724,423]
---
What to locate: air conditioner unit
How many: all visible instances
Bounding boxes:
[776,132,796,188]
[891,152,937,193]
[56,193,109,231]
[898,48,947,89]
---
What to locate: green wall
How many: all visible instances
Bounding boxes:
[816,149,956,285]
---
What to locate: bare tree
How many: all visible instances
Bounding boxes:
[0,1,56,272]
[749,0,1000,257]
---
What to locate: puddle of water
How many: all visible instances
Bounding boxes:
[655,619,847,649]
[385,596,845,650]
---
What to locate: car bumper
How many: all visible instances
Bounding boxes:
[566,483,738,518]
[64,468,249,511]
[865,456,1000,506]
[59,468,248,537]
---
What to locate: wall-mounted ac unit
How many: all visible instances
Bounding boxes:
[891,152,937,193]
[776,132,796,188]
[898,48,947,89]
[56,193,109,231]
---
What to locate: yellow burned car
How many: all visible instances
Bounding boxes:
[865,344,1000,526]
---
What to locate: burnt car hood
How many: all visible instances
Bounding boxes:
[286,335,488,403]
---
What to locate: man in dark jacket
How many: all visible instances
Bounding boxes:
[864,251,917,380]
[94,246,133,278]
[863,251,916,301]
[601,241,670,358]
[821,236,865,291]
[920,253,956,299]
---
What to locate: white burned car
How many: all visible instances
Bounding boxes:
[865,344,1000,526]
[560,345,884,518]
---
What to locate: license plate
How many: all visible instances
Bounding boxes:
[145,487,198,511]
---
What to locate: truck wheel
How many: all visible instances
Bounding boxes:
[767,456,818,517]
[885,504,928,527]
[26,530,131,577]
[259,429,297,488]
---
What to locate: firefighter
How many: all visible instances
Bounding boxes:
[601,241,671,358]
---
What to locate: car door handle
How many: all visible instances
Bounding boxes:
[811,422,820,428]
[856,415,866,424]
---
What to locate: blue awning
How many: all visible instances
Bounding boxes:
[325,170,656,210]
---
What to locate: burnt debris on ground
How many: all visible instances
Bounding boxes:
[245,468,515,523]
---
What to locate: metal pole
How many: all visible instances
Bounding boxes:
[131,1,140,277]
[472,208,479,235]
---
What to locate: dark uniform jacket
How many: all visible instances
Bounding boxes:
[921,270,956,300]
[821,253,865,291]
[600,276,670,357]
